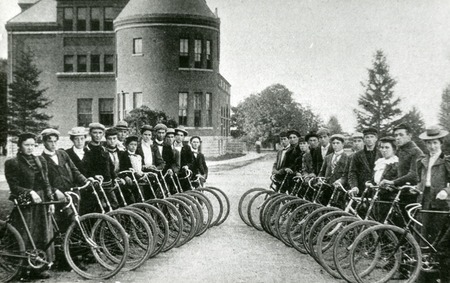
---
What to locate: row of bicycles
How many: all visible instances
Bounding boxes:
[239,174,449,283]
[0,168,230,282]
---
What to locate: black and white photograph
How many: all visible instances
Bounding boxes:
[0,0,450,282]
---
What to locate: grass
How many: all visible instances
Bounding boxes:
[205,153,246,162]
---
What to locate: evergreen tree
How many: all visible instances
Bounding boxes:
[7,51,52,136]
[0,59,7,154]
[124,105,177,135]
[354,50,402,136]
[326,115,343,134]
[439,85,450,131]
[397,107,426,152]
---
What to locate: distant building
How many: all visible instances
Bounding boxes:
[6,0,231,156]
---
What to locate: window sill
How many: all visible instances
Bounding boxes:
[56,72,115,78]
[132,54,144,57]
[185,127,214,130]
[62,31,115,34]
[178,68,214,72]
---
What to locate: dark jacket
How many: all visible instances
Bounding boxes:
[118,151,140,173]
[42,149,87,192]
[313,145,334,175]
[393,141,424,186]
[83,143,113,181]
[301,150,314,175]
[5,154,54,201]
[135,142,165,170]
[272,146,290,173]
[284,144,302,171]
[190,152,208,179]
[173,142,194,170]
[65,146,87,175]
[319,152,350,185]
[348,147,382,193]
[154,141,179,173]
[417,153,450,206]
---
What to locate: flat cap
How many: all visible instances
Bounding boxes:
[115,120,129,130]
[105,128,118,137]
[393,123,411,133]
[89,123,106,132]
[330,134,345,143]
[68,127,87,136]
[154,123,168,132]
[125,135,139,145]
[379,136,396,143]
[351,132,364,139]
[140,125,153,134]
[166,128,176,135]
[317,128,330,136]
[41,128,60,138]
[363,127,378,136]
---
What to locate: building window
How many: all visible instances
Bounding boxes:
[99,98,114,126]
[179,39,189,68]
[194,39,202,68]
[133,92,143,109]
[104,54,114,72]
[77,7,87,31]
[205,92,212,126]
[90,55,100,72]
[64,55,74,72]
[77,99,92,127]
[63,7,73,31]
[90,7,100,31]
[104,7,114,31]
[77,55,87,72]
[206,40,212,69]
[194,92,202,127]
[133,38,142,55]
[178,92,188,126]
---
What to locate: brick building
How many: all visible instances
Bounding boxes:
[6,0,231,156]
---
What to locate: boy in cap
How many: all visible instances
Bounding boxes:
[319,134,349,186]
[301,131,319,177]
[272,132,291,188]
[105,128,123,175]
[173,127,194,172]
[65,127,88,175]
[153,123,178,175]
[114,120,129,151]
[136,125,165,172]
[313,128,333,175]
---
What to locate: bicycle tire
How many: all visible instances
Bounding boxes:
[165,197,196,247]
[172,194,202,236]
[274,198,310,246]
[198,188,223,227]
[264,195,298,236]
[185,191,213,236]
[238,188,268,226]
[205,187,230,226]
[0,220,25,282]
[64,213,129,280]
[259,193,286,233]
[247,190,276,231]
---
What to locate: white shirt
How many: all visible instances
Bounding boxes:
[321,144,330,159]
[44,148,59,165]
[426,151,441,187]
[373,156,399,185]
[141,141,153,166]
[154,140,164,156]
[279,145,290,169]
[173,141,183,152]
[331,149,344,174]
[128,151,143,175]
[73,146,85,161]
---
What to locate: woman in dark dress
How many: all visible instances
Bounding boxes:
[4,133,55,279]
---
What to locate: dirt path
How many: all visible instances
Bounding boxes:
[41,153,341,283]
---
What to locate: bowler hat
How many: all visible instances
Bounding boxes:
[140,125,153,134]
[287,129,301,138]
[41,128,60,138]
[305,131,319,141]
[154,123,168,132]
[68,127,87,136]
[89,123,106,132]
[317,128,330,136]
[115,120,128,130]
[105,128,118,138]
[166,128,176,136]
[363,127,378,136]
[175,126,188,136]
[125,135,139,145]
[351,132,364,139]
[330,134,345,143]
[419,125,449,140]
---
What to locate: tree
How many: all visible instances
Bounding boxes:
[7,51,52,136]
[232,84,322,145]
[397,106,426,152]
[354,50,402,136]
[439,85,450,154]
[0,58,7,154]
[124,105,177,135]
[326,115,343,134]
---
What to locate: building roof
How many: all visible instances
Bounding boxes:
[116,0,217,22]
[8,0,56,24]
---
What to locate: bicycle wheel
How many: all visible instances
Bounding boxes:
[171,194,202,236]
[64,213,129,280]
[121,206,158,256]
[286,202,322,254]
[145,199,183,252]
[238,188,268,226]
[206,186,230,226]
[316,215,359,278]
[350,224,421,283]
[333,220,379,283]
[264,195,298,236]
[259,193,286,233]
[0,221,25,282]
[198,188,223,227]
[106,209,153,271]
[247,190,276,231]
[165,197,196,247]
[302,206,340,257]
[274,199,309,246]
[128,202,169,257]
[185,191,213,236]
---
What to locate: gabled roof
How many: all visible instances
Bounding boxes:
[8,0,57,24]
[116,0,217,22]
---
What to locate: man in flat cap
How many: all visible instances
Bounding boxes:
[104,128,124,176]
[319,134,350,187]
[153,123,178,175]
[173,126,194,172]
[277,130,302,193]
[313,128,333,175]
[115,120,129,151]
[136,125,165,172]
[300,131,319,177]
[272,132,291,189]
[341,132,365,186]
[348,127,381,196]
[65,127,88,175]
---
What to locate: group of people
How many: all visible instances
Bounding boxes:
[272,124,450,282]
[4,121,208,279]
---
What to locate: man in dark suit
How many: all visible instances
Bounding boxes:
[173,126,194,171]
[65,127,88,175]
[189,136,208,187]
[348,127,381,196]
[319,134,350,186]
[272,132,290,189]
[153,123,178,174]
[301,131,319,176]
[313,128,334,175]
[136,125,165,171]
[280,130,302,193]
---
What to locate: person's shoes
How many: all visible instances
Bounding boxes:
[28,270,51,279]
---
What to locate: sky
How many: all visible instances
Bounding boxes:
[1,0,450,132]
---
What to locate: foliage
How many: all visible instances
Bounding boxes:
[0,59,7,147]
[439,85,450,154]
[232,84,322,145]
[124,105,177,135]
[397,106,426,152]
[326,115,343,134]
[7,51,52,136]
[354,50,402,136]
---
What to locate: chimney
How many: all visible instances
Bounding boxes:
[215,8,218,17]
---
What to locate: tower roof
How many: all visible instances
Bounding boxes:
[115,0,219,27]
